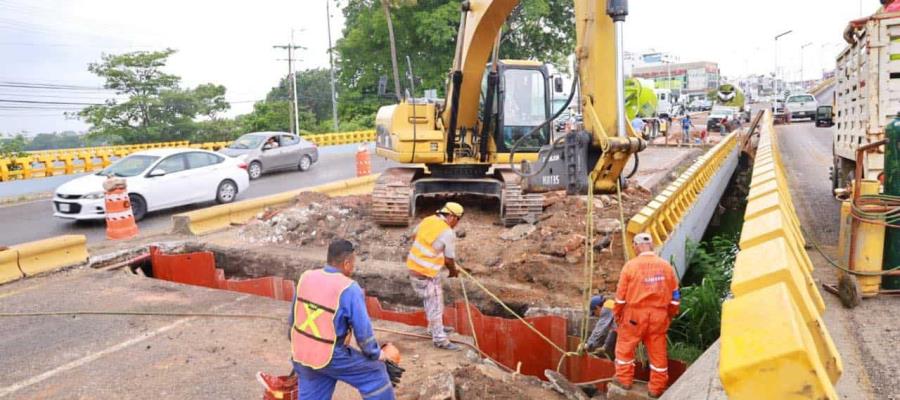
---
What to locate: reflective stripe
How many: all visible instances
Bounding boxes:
[615,358,635,365]
[359,335,377,346]
[105,193,129,201]
[407,252,443,272]
[362,381,393,398]
[670,301,680,305]
[639,251,656,256]
[106,210,134,220]
[412,241,437,258]
[649,364,668,373]
[615,298,627,304]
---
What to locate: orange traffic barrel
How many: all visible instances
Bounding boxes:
[104,185,139,240]
[356,146,371,176]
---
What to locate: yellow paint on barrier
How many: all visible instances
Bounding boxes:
[720,283,838,400]
[0,249,23,285]
[13,235,88,277]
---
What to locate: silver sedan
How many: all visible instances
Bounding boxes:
[219,132,319,180]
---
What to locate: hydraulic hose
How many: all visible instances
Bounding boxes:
[625,152,639,179]
[507,73,580,178]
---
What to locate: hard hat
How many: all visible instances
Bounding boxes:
[633,233,653,245]
[438,202,464,218]
[590,295,606,310]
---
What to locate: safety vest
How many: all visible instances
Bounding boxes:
[290,268,353,369]
[406,215,451,278]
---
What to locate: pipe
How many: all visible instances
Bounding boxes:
[607,0,629,138]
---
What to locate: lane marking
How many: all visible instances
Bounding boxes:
[0,295,250,397]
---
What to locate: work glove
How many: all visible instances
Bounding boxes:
[385,360,405,388]
[380,343,401,364]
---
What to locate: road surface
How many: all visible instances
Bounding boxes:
[0,144,395,246]
[777,95,899,398]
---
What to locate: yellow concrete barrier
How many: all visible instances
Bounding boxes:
[719,110,842,399]
[720,283,839,400]
[11,235,88,277]
[626,133,737,256]
[173,174,381,235]
[0,249,23,285]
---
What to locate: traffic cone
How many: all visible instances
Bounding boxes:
[356,145,371,177]
[104,179,139,240]
[257,371,298,400]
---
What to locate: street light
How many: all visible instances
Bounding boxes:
[800,42,813,85]
[774,30,793,97]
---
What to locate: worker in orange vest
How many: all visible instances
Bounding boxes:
[290,239,403,399]
[406,202,464,350]
[612,233,680,398]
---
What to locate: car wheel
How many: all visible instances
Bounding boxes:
[216,180,238,204]
[248,161,262,180]
[128,194,147,222]
[298,155,312,172]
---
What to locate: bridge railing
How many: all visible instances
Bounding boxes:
[718,110,842,399]
[0,130,376,182]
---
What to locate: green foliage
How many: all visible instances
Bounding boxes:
[25,132,84,151]
[0,135,27,158]
[667,235,738,363]
[76,49,230,144]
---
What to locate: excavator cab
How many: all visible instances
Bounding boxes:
[491,61,552,154]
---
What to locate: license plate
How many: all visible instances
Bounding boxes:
[58,203,70,212]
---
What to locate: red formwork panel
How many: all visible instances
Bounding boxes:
[150,247,218,289]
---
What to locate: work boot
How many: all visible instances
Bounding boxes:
[648,391,663,399]
[443,326,455,334]
[609,378,632,391]
[433,341,461,351]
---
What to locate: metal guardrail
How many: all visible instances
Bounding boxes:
[809,77,836,97]
[625,133,738,257]
[0,130,376,182]
[718,110,842,399]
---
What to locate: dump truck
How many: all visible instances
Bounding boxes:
[826,10,900,191]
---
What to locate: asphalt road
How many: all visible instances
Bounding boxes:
[0,145,395,246]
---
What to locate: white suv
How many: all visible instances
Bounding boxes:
[785,94,818,121]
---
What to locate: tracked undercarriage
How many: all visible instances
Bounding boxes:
[371,166,543,227]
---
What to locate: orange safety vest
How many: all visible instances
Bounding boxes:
[290,268,354,369]
[406,215,452,278]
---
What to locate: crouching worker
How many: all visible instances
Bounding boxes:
[584,295,617,359]
[290,239,404,399]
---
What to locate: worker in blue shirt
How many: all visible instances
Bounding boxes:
[680,114,694,144]
[289,239,404,399]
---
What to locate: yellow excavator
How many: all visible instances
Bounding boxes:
[372,0,645,226]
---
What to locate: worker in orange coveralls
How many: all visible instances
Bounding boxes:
[611,233,680,398]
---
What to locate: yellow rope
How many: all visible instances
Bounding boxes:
[580,173,596,346]
[616,178,628,260]
[459,276,479,350]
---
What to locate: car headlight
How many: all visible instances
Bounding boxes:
[83,192,105,200]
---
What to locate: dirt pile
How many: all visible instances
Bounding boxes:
[239,183,653,308]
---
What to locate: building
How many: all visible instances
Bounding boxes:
[632,61,720,95]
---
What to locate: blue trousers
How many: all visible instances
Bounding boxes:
[294,346,395,400]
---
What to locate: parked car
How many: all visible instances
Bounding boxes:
[785,94,818,121]
[815,105,835,127]
[706,106,739,133]
[220,132,318,180]
[53,149,250,221]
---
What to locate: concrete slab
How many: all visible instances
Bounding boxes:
[628,146,702,194]
[0,268,475,399]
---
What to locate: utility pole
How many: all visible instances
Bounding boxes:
[325,0,339,132]
[274,34,305,134]
[774,29,793,97]
[800,42,813,85]
[381,0,402,100]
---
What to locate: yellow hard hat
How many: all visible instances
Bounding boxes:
[439,202,464,218]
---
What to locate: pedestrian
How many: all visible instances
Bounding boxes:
[584,294,617,359]
[407,202,465,350]
[680,114,693,144]
[612,233,680,398]
[290,239,404,400]
[631,116,646,137]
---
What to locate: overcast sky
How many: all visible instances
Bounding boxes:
[0,0,868,134]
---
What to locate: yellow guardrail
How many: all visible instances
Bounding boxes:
[0,235,89,285]
[172,174,380,236]
[0,130,377,182]
[809,76,836,97]
[719,110,842,399]
[625,133,738,257]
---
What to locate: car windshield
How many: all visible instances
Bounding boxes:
[229,135,265,149]
[95,155,160,177]
[787,95,814,103]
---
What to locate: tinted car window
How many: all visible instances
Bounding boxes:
[787,95,814,103]
[186,152,223,169]
[281,135,300,146]
[96,155,159,177]
[155,154,188,174]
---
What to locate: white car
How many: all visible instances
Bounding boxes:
[53,148,250,221]
[785,94,818,121]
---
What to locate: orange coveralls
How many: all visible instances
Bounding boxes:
[613,251,680,395]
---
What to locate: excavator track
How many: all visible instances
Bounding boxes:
[371,168,417,226]
[500,183,543,226]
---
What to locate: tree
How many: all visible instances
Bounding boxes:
[76,49,230,143]
[267,69,335,125]
[240,100,317,134]
[333,0,575,126]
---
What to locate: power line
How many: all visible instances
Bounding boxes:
[0,99,103,106]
